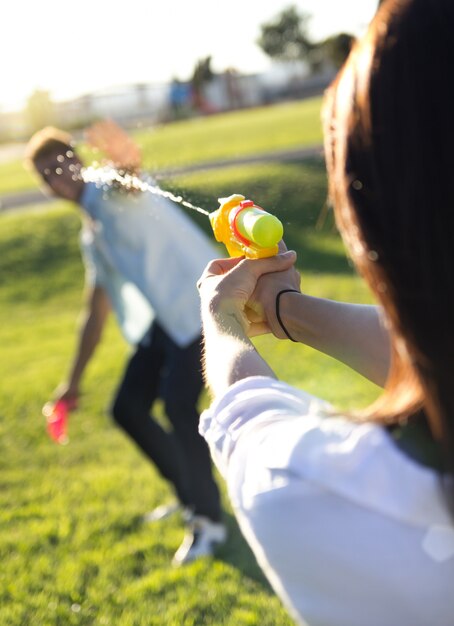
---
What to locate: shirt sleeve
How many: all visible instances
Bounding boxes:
[79,226,107,288]
[199,376,331,480]
[199,377,335,625]
[200,377,454,626]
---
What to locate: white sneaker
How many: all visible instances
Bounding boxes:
[172,515,227,566]
[142,502,181,523]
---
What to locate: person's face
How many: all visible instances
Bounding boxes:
[35,149,85,202]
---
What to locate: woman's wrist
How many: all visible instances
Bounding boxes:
[275,290,300,341]
[202,296,250,340]
[271,290,302,340]
[201,297,271,395]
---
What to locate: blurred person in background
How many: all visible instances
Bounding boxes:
[25,120,226,566]
[197,0,454,623]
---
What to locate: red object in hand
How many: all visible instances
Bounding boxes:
[42,398,77,445]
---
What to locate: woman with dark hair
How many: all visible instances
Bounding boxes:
[197,0,454,623]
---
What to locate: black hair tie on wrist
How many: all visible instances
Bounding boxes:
[275,289,299,342]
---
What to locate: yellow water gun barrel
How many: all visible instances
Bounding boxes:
[209,194,283,258]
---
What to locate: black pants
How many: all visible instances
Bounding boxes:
[111,323,221,522]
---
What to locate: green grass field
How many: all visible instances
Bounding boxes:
[0,98,323,197]
[0,106,381,625]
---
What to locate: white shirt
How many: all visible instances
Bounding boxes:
[200,376,454,626]
[80,181,220,346]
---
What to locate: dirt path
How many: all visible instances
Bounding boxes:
[0,145,323,213]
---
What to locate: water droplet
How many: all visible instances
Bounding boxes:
[368,250,379,261]
[66,150,74,158]
[71,603,81,613]
[56,168,63,175]
[352,179,363,190]
[57,154,65,163]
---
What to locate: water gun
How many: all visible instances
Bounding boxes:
[42,398,77,445]
[209,194,283,259]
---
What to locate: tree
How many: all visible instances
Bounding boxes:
[318,33,355,69]
[25,90,55,133]
[257,5,313,62]
[191,56,215,113]
[191,56,214,91]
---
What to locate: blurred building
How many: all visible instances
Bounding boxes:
[55,82,169,129]
[0,62,337,142]
[185,60,336,115]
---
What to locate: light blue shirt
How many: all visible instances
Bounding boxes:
[79,181,220,346]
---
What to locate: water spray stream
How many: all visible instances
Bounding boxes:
[81,164,283,259]
[82,165,210,216]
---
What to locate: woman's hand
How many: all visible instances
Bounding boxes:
[247,241,302,338]
[198,251,297,395]
[198,250,297,337]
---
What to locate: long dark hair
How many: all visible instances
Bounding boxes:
[323,0,454,484]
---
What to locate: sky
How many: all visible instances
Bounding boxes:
[3,0,378,112]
